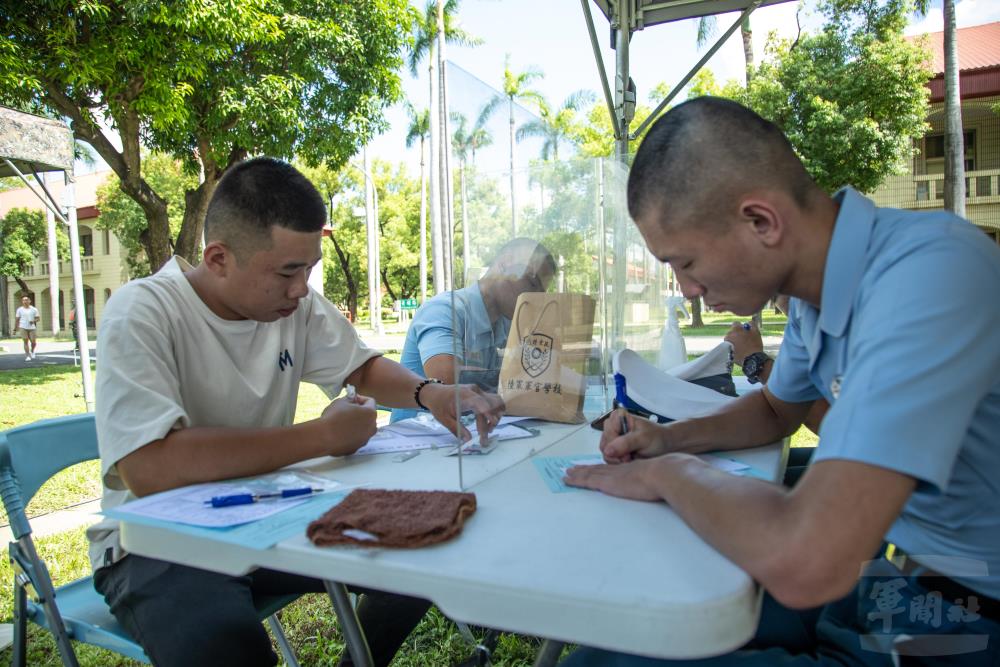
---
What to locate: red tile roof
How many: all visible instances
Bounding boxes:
[911,21,1000,74]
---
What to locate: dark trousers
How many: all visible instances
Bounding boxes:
[94,554,431,667]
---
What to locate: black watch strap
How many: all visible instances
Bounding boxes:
[742,352,772,385]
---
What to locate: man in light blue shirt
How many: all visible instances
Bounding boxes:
[392,238,556,422]
[564,97,1000,665]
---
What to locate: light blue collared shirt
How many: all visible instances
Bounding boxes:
[769,187,1000,598]
[391,283,510,422]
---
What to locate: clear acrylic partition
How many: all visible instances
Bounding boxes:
[447,156,669,489]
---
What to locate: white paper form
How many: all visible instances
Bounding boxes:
[109,472,336,528]
[352,416,537,456]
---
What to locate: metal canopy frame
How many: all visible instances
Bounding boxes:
[0,106,94,409]
[582,0,794,161]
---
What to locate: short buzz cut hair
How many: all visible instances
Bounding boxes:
[204,157,327,261]
[486,237,557,279]
[627,97,816,229]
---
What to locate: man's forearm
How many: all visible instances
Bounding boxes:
[665,389,802,454]
[644,454,801,593]
[350,356,424,408]
[118,419,341,496]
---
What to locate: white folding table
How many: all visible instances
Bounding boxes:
[120,422,786,665]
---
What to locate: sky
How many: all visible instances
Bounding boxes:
[72,0,1000,178]
[368,0,1000,176]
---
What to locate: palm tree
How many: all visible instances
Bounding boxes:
[516,89,595,161]
[943,0,965,217]
[451,107,493,284]
[482,54,545,235]
[740,16,753,85]
[696,14,753,86]
[405,103,430,302]
[408,0,480,293]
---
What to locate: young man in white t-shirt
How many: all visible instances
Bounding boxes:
[15,295,39,361]
[89,158,505,667]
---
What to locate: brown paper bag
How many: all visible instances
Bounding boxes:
[498,293,597,423]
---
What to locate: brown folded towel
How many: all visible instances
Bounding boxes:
[307,489,477,548]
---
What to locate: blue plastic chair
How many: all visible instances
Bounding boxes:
[0,413,301,666]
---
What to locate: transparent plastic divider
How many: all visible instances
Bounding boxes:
[446,157,670,491]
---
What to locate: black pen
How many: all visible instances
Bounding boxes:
[619,410,629,436]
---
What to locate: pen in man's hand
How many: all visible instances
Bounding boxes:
[619,410,629,436]
[206,487,324,508]
[345,383,361,403]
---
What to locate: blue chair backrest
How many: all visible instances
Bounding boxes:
[0,413,98,540]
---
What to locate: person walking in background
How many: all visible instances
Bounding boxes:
[15,295,39,361]
[67,302,79,354]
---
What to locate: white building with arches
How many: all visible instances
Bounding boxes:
[2,169,128,335]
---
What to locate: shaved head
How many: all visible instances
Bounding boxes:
[627,97,818,230]
[204,157,326,262]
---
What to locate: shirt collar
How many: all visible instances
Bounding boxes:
[819,187,875,338]
[460,283,495,337]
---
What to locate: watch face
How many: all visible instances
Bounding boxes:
[744,352,768,384]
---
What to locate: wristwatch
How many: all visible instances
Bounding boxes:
[742,352,772,385]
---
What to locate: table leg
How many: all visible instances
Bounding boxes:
[533,639,565,667]
[323,580,374,667]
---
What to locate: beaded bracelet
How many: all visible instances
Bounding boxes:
[414,377,443,410]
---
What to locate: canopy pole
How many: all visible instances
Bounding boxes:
[614,1,633,164]
[580,0,621,139]
[2,159,67,224]
[64,174,95,410]
[632,1,761,140]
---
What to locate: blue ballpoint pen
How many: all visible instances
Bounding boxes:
[206,487,324,508]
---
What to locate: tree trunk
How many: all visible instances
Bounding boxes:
[380,268,397,302]
[943,0,966,217]
[460,162,470,284]
[0,271,9,337]
[329,233,358,321]
[176,176,219,264]
[508,98,518,235]
[428,54,445,293]
[689,297,704,328]
[13,276,31,297]
[45,83,174,271]
[419,136,428,302]
[741,17,754,86]
[117,178,172,271]
[436,2,454,292]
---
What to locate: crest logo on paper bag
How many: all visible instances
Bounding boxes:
[521,334,553,378]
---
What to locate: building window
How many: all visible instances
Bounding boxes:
[84,287,96,328]
[924,131,976,170]
[79,226,94,257]
[103,228,111,255]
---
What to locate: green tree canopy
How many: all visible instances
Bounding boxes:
[2,0,410,271]
[718,0,932,192]
[96,153,199,278]
[0,208,69,296]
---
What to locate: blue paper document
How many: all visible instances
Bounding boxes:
[533,455,605,493]
[534,453,769,494]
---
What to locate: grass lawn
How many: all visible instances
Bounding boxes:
[0,345,810,665]
[682,308,788,337]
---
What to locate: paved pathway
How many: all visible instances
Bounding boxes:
[0,340,96,371]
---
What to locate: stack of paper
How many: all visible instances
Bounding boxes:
[352,415,535,456]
